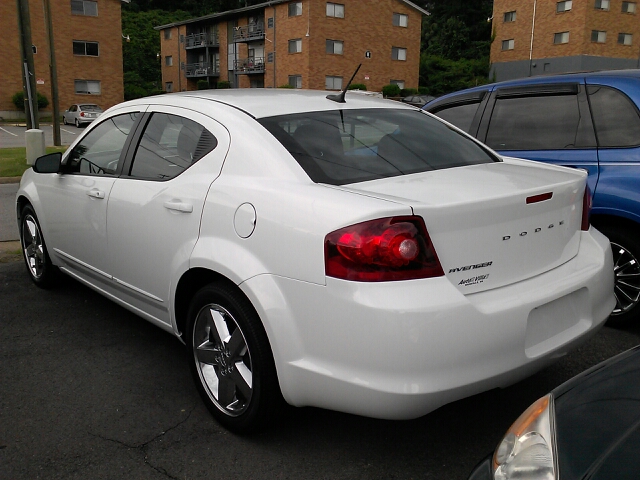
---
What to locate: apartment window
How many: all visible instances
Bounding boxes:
[289,75,302,88]
[165,82,173,93]
[268,17,274,28]
[75,80,101,95]
[267,52,275,63]
[392,13,408,27]
[288,2,302,16]
[390,80,405,89]
[71,0,97,16]
[622,1,637,12]
[619,33,633,45]
[391,47,407,61]
[73,40,99,56]
[165,55,173,66]
[32,45,37,54]
[326,39,344,55]
[557,1,572,12]
[327,3,345,18]
[503,11,516,22]
[502,39,515,50]
[325,76,342,90]
[591,30,607,42]
[164,30,172,40]
[554,32,570,44]
[595,0,610,10]
[288,39,302,53]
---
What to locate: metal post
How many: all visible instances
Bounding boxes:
[16,0,39,129]
[43,0,61,146]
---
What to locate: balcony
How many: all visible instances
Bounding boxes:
[185,33,219,49]
[233,57,265,74]
[233,24,265,43]
[185,62,220,78]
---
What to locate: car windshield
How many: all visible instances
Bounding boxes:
[259,108,497,185]
[80,104,102,112]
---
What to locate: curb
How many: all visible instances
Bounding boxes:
[0,177,21,184]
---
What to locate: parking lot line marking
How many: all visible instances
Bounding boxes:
[0,127,18,136]
[60,128,76,135]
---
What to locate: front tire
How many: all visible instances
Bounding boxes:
[599,224,640,326]
[20,205,56,288]
[186,283,282,432]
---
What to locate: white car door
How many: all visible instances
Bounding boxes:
[42,109,142,286]
[105,106,230,327]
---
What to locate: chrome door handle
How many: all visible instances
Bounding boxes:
[87,189,105,199]
[163,200,193,213]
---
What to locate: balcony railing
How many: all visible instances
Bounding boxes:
[185,62,220,77]
[185,32,219,49]
[233,57,265,74]
[233,24,265,43]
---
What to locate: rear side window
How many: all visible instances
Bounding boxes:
[433,102,480,133]
[587,85,640,147]
[486,93,589,150]
[129,113,217,180]
[259,108,497,185]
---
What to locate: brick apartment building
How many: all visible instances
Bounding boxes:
[156,0,427,93]
[1,0,126,120]
[491,0,640,81]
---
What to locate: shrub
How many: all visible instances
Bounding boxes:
[382,84,401,98]
[124,84,148,101]
[197,80,209,90]
[278,84,295,88]
[12,91,49,110]
[347,83,367,91]
[400,88,418,97]
[216,81,231,89]
[418,86,431,95]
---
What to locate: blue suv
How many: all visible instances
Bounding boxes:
[424,70,640,326]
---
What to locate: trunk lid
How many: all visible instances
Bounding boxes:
[334,158,587,294]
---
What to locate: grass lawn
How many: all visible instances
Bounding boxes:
[0,146,67,178]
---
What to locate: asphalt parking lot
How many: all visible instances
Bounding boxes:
[1,255,639,479]
[0,124,81,148]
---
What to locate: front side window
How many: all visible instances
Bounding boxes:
[619,33,633,45]
[622,1,637,12]
[591,30,607,42]
[71,0,97,16]
[288,39,302,53]
[502,39,515,50]
[259,109,496,185]
[557,1,572,12]
[392,13,408,27]
[74,80,101,94]
[326,2,344,17]
[288,2,302,16]
[554,31,570,44]
[73,40,99,56]
[587,85,640,147]
[486,91,593,150]
[129,113,217,181]
[326,39,344,55]
[65,113,139,175]
[595,0,610,9]
[392,47,407,61]
[288,75,302,88]
[504,11,516,22]
[325,76,342,90]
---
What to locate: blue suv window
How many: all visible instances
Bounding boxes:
[587,85,640,147]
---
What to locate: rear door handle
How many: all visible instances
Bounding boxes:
[163,200,193,213]
[87,189,105,199]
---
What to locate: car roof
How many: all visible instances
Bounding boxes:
[425,69,640,106]
[118,89,414,119]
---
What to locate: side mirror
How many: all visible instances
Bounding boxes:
[33,152,62,174]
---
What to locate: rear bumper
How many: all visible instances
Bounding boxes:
[241,227,614,419]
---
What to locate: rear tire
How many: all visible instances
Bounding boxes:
[599,224,640,327]
[19,205,56,288]
[185,282,282,433]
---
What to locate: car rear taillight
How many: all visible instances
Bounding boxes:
[325,216,444,281]
[581,185,592,231]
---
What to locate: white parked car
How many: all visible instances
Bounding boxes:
[16,89,615,432]
[62,103,103,127]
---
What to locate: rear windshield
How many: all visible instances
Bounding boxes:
[80,104,101,112]
[259,108,497,185]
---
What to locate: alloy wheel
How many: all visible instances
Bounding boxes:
[22,214,45,280]
[192,304,253,417]
[611,241,640,316]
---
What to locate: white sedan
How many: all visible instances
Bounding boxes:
[16,89,615,432]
